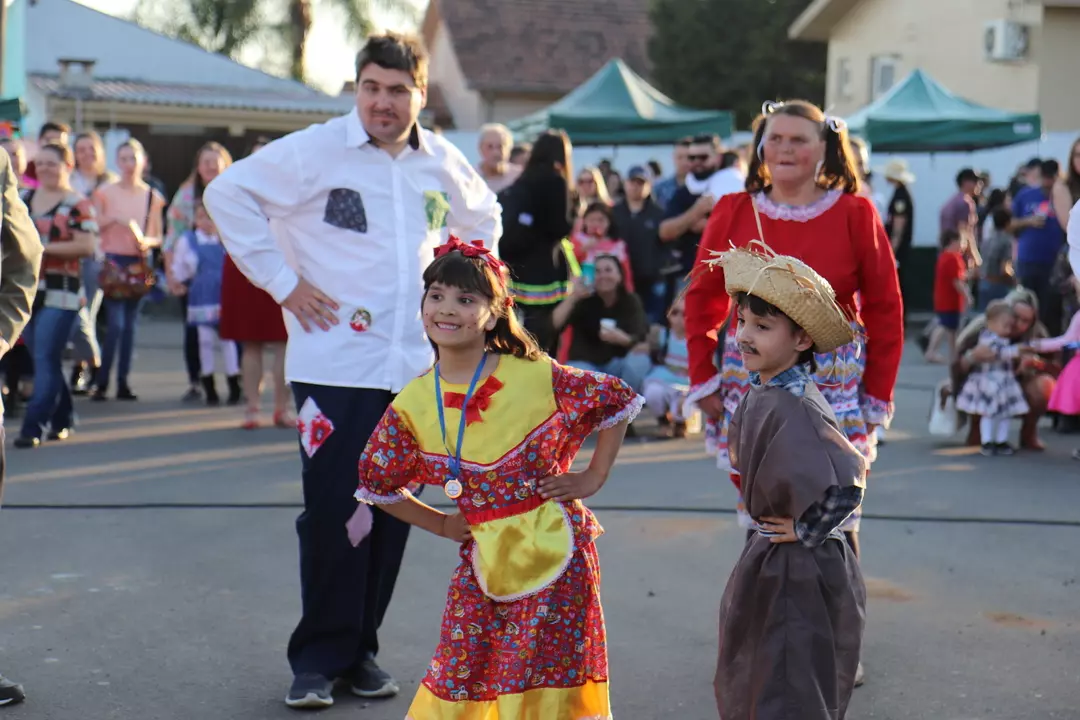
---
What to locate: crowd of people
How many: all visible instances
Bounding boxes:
[0,26,1075,720]
[924,142,1080,456]
[0,124,292,450]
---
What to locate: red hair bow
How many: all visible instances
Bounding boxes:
[434,236,506,273]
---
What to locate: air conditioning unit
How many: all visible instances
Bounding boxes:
[984,19,1029,62]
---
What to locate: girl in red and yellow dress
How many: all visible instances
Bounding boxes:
[685,100,903,559]
[347,238,642,719]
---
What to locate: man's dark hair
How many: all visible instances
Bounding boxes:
[647,159,662,177]
[956,168,978,187]
[1024,157,1042,170]
[691,133,721,150]
[39,120,70,140]
[677,136,694,148]
[355,32,428,88]
[734,291,816,371]
[1040,159,1060,179]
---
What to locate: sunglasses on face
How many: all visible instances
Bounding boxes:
[578,177,595,184]
[687,154,711,162]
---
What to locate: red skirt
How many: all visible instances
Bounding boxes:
[219,255,288,343]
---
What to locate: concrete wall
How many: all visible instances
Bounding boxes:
[428,22,482,131]
[826,0,1043,116]
[1037,7,1080,132]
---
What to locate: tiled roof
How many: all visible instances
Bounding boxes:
[425,0,652,95]
[30,75,355,115]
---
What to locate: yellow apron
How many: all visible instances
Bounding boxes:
[468,498,574,602]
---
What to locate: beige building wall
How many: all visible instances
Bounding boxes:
[428,22,482,131]
[1037,7,1080,131]
[825,0,1042,116]
[490,95,561,125]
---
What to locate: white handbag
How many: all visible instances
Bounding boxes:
[928,380,959,437]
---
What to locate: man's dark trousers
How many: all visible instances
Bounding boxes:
[287,383,411,678]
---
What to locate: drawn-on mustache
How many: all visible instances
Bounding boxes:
[739,344,758,355]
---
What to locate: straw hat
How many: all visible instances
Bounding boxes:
[881,158,915,185]
[711,241,854,353]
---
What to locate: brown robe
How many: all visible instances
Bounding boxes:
[716,381,867,720]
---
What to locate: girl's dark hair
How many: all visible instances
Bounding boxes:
[734,291,816,371]
[422,251,543,361]
[992,206,1011,231]
[583,201,613,222]
[745,100,861,195]
[248,136,273,156]
[186,142,233,201]
[524,130,573,187]
[1067,135,1080,205]
[940,228,961,249]
[985,188,1008,212]
[40,142,74,168]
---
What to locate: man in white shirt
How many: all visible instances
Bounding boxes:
[203,33,500,710]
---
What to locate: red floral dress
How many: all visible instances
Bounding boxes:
[355,356,642,719]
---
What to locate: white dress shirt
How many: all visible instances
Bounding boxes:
[1068,198,1080,279]
[203,110,501,391]
[684,166,745,201]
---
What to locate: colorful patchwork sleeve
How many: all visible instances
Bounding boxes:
[355,406,424,505]
[552,361,644,437]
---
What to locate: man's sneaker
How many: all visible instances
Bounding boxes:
[0,675,26,706]
[285,673,333,709]
[980,443,996,457]
[995,442,1016,456]
[350,659,400,699]
[854,661,866,688]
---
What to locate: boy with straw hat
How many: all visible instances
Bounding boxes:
[710,241,867,720]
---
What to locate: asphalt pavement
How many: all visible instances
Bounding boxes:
[1,318,1077,720]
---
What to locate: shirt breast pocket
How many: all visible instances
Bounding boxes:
[323,188,368,234]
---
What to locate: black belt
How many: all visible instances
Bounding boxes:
[42,274,81,292]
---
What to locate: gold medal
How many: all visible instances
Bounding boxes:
[445,478,463,499]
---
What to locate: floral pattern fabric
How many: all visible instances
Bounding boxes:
[23,189,98,310]
[355,357,642,717]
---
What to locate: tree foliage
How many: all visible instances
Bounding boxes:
[132,0,419,83]
[648,0,827,131]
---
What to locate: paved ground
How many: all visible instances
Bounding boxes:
[1,318,1078,720]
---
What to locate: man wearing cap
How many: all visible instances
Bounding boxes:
[614,166,667,321]
[882,159,915,307]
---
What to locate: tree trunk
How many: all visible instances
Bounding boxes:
[288,0,313,82]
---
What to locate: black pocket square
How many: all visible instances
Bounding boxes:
[324,188,368,233]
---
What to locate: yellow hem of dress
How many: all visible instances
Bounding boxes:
[406,680,611,720]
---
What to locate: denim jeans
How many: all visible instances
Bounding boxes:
[977,279,1011,311]
[98,296,143,391]
[568,353,653,394]
[68,257,103,366]
[20,307,79,438]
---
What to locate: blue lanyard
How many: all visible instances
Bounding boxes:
[434,353,487,479]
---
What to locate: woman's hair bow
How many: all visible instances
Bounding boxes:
[434,236,506,273]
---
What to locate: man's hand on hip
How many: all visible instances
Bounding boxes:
[283,278,341,332]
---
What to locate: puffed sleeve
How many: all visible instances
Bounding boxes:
[552,361,644,437]
[849,195,903,424]
[685,193,741,396]
[355,406,425,505]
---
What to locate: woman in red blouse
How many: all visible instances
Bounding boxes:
[685,100,903,561]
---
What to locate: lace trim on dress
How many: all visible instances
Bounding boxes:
[754,189,842,223]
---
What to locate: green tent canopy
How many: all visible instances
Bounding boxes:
[845,70,1040,152]
[507,59,733,145]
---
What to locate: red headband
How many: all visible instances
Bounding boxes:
[433,236,506,274]
[433,236,513,308]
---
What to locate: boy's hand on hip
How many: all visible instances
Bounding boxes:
[538,469,606,502]
[759,516,798,544]
[440,512,472,543]
[283,277,340,333]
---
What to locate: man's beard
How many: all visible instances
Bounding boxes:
[692,167,715,181]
